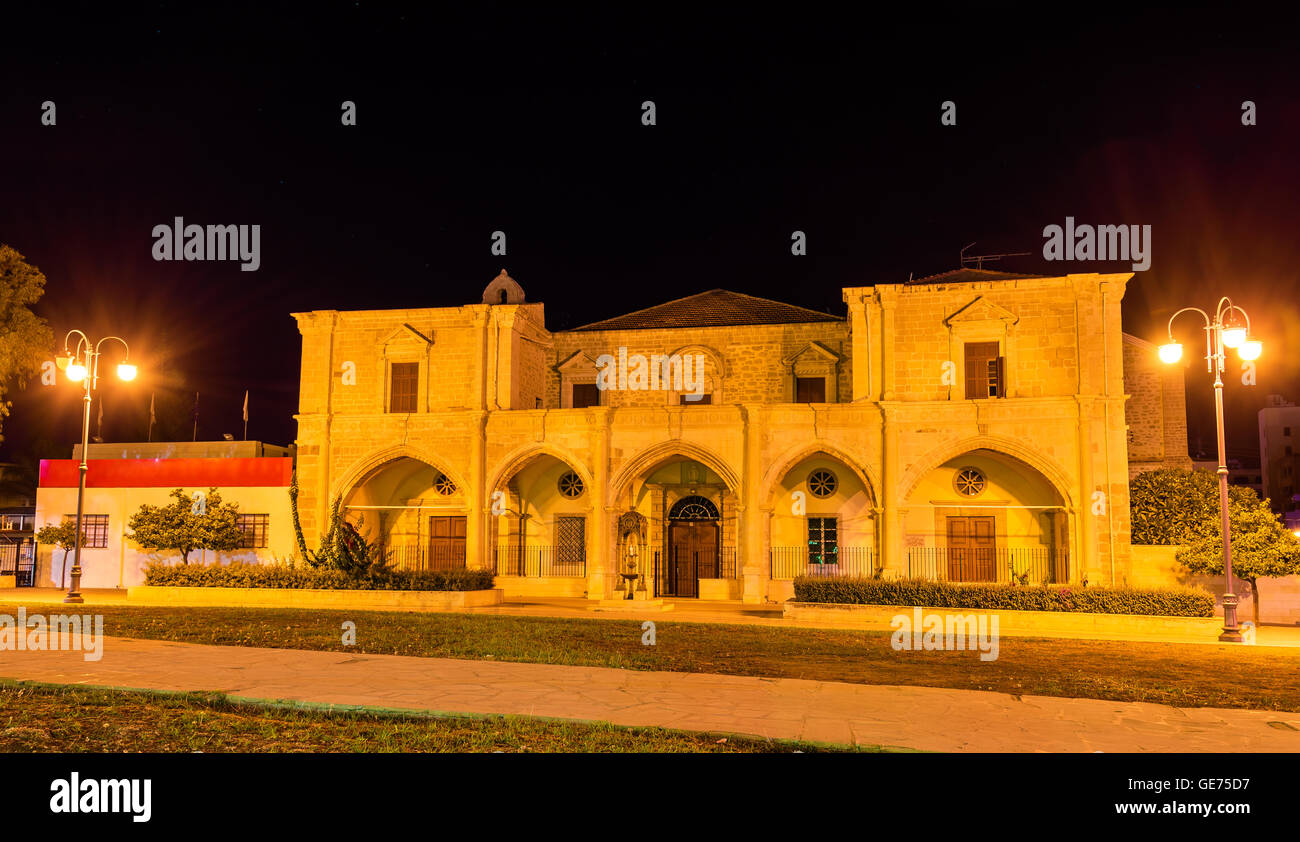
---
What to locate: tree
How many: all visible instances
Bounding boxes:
[1175,487,1300,623]
[1130,467,1258,545]
[127,487,244,563]
[0,246,56,443]
[35,519,84,589]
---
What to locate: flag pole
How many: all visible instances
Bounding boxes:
[242,390,249,441]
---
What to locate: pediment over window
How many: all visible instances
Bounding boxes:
[944,297,1019,327]
[557,350,601,375]
[781,341,840,367]
[380,324,436,355]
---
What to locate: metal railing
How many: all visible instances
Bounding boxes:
[771,546,875,579]
[383,544,468,573]
[905,547,1069,584]
[653,546,739,598]
[0,542,34,587]
[493,544,587,578]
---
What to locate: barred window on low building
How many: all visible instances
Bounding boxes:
[64,514,110,548]
[237,514,269,549]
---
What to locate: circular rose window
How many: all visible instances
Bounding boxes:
[557,471,585,498]
[433,473,457,495]
[807,469,838,498]
[954,467,986,497]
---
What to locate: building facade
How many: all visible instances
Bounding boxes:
[1122,334,1193,478]
[293,268,1145,603]
[34,441,295,588]
[1259,394,1300,521]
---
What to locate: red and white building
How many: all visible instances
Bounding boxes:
[34,441,294,589]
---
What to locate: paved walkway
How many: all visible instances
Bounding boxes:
[2,636,1299,752]
[5,588,1300,647]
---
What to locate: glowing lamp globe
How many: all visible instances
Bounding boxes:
[1238,340,1262,361]
[117,362,138,381]
[1222,326,1247,348]
[65,362,87,382]
[1158,342,1183,364]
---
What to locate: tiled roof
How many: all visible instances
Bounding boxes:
[567,289,842,332]
[906,268,1048,285]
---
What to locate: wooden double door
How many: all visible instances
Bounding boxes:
[946,516,996,582]
[663,521,719,598]
[428,516,467,570]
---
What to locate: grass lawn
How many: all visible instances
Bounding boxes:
[3,601,1299,712]
[0,680,878,752]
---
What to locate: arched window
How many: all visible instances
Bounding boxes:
[668,496,720,520]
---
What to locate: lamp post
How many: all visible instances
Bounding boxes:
[58,331,136,604]
[1159,298,1261,642]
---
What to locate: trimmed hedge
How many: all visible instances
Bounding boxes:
[144,562,497,592]
[792,577,1215,617]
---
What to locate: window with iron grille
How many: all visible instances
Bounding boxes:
[389,362,419,413]
[237,514,269,549]
[556,516,585,566]
[65,514,109,548]
[807,517,838,564]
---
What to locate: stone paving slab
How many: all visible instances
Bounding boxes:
[2,636,1300,752]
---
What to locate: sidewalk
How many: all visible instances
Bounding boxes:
[5,588,1300,647]
[2,636,1299,752]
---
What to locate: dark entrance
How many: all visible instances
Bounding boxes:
[946,516,996,582]
[659,496,720,598]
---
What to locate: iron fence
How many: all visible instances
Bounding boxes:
[493,544,587,578]
[905,547,1069,584]
[0,543,34,587]
[383,544,468,573]
[653,546,738,598]
[770,546,875,579]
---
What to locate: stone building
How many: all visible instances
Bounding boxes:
[293,267,1158,603]
[1121,333,1193,478]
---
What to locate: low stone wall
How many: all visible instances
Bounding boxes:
[492,576,587,599]
[128,585,505,611]
[1126,545,1300,625]
[783,601,1222,642]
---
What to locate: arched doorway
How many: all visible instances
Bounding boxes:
[342,455,467,571]
[662,495,720,597]
[901,448,1069,583]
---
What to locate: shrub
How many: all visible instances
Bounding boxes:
[792,577,1214,617]
[144,561,496,591]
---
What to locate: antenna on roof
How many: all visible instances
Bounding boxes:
[960,242,1031,270]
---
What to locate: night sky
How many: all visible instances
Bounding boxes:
[2,4,1298,467]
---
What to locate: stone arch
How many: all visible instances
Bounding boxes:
[761,442,880,509]
[332,444,468,502]
[489,442,595,497]
[607,439,741,508]
[898,435,1076,511]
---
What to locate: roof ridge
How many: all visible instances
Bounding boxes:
[569,288,840,332]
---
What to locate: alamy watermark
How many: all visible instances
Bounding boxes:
[0,608,104,661]
[891,607,999,661]
[596,347,706,400]
[152,216,261,271]
[1042,217,1151,271]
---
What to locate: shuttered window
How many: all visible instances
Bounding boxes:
[964,342,1005,399]
[389,362,419,413]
